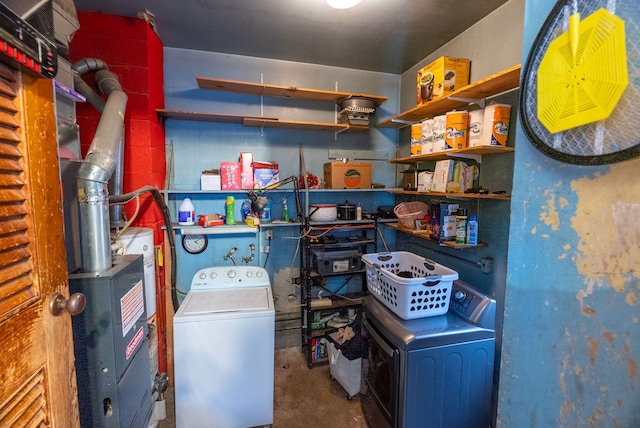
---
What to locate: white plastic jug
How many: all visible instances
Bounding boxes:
[178,197,195,225]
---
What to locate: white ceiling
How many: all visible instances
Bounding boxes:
[71,0,509,74]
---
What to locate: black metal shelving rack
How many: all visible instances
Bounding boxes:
[300,218,378,368]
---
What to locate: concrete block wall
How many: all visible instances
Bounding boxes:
[69,11,168,372]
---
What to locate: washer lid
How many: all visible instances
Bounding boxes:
[176,287,273,318]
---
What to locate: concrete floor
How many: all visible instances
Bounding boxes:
[158,347,368,427]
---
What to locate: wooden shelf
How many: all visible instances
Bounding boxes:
[196,76,388,105]
[378,64,521,128]
[388,189,510,200]
[385,222,487,247]
[389,145,515,164]
[243,117,348,132]
[157,109,368,133]
[163,76,388,134]
[156,109,276,124]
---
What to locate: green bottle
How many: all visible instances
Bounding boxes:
[281,198,289,222]
[225,196,235,225]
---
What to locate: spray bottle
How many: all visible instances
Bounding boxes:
[467,214,478,246]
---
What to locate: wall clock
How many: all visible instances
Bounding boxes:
[182,234,208,254]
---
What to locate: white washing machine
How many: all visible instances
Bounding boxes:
[174,266,274,427]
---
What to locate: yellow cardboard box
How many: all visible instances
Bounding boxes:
[324,162,372,189]
[417,56,471,105]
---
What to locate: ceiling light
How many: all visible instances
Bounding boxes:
[326,0,362,9]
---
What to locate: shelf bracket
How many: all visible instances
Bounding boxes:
[391,118,418,125]
[447,96,485,108]
[446,151,482,163]
[328,149,388,161]
[334,127,348,140]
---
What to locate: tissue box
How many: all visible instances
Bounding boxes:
[417,56,471,104]
[253,161,280,189]
[324,162,372,189]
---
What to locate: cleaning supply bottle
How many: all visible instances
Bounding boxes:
[281,198,289,222]
[178,197,195,225]
[467,214,478,246]
[455,208,468,244]
[225,196,235,225]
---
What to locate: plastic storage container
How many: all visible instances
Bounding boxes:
[313,249,362,275]
[362,251,458,320]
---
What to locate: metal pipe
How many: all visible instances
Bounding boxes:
[224,247,238,266]
[73,59,127,273]
[242,244,256,264]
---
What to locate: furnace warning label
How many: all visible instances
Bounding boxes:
[126,326,144,360]
[121,280,144,337]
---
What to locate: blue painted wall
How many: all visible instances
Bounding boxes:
[497,0,640,426]
[162,48,398,308]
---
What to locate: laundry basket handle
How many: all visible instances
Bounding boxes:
[423,278,441,287]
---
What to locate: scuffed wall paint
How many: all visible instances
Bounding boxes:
[499,1,640,426]
[272,267,300,312]
[571,161,640,297]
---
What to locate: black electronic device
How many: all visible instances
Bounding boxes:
[0,0,57,78]
[376,206,396,219]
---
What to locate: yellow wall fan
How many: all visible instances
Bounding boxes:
[520,0,639,165]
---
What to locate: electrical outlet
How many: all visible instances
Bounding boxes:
[479,257,494,273]
[265,230,273,240]
[261,245,270,253]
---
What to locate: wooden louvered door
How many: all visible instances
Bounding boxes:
[0,63,80,427]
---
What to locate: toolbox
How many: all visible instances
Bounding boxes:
[312,249,362,275]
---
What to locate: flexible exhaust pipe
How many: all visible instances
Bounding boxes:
[73,58,127,273]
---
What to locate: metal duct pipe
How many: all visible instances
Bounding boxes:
[73,58,126,228]
[73,59,127,273]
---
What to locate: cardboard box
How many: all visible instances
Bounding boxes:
[200,171,221,190]
[417,56,471,104]
[417,171,434,192]
[431,160,455,193]
[220,162,242,190]
[439,202,460,241]
[240,152,254,189]
[253,161,280,189]
[324,162,372,189]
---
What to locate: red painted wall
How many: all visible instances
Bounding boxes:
[69,12,168,372]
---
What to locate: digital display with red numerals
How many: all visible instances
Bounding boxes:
[0,1,57,78]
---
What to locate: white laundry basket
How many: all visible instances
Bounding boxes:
[362,251,458,320]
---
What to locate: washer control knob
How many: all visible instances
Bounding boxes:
[454,290,466,301]
[209,271,217,280]
[246,271,253,277]
[199,272,207,280]
[227,270,236,278]
[256,270,263,278]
